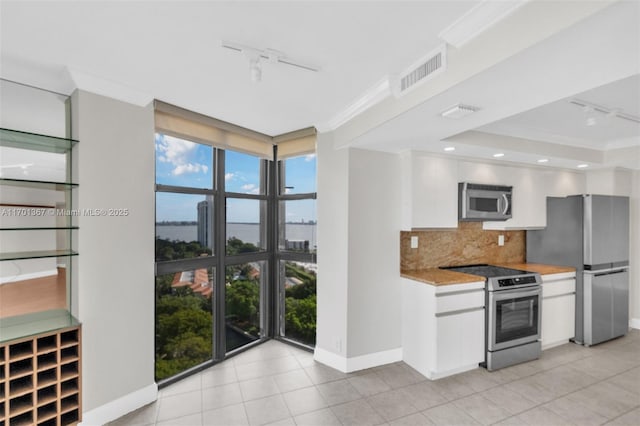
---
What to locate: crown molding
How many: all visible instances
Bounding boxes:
[0,54,75,95]
[320,77,391,132]
[438,0,529,48]
[66,68,154,107]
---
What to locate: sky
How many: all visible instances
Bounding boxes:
[155,134,316,223]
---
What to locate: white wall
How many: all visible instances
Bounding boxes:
[586,168,633,196]
[71,90,156,424]
[315,132,349,363]
[315,138,403,371]
[631,171,640,328]
[347,148,402,359]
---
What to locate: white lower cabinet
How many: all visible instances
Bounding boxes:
[402,278,485,379]
[541,272,576,350]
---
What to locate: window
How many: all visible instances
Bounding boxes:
[225,261,266,352]
[226,198,266,254]
[282,154,317,194]
[155,269,214,381]
[154,103,317,383]
[277,153,317,346]
[155,193,213,261]
[155,134,213,189]
[155,135,217,381]
[280,261,316,346]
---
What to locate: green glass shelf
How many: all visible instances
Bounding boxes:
[0,250,78,261]
[0,309,80,344]
[0,227,79,231]
[0,178,78,191]
[0,128,78,154]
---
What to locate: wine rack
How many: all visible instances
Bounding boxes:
[0,326,81,425]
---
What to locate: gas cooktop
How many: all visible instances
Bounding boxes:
[440,264,541,291]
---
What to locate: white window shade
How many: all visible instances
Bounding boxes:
[154,101,274,160]
[274,128,317,160]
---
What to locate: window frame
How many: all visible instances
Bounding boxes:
[154,135,317,387]
[275,150,317,346]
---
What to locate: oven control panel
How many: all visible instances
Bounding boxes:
[497,276,538,287]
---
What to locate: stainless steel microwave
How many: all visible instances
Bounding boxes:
[459,182,512,221]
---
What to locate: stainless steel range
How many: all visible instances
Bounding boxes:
[441,264,542,371]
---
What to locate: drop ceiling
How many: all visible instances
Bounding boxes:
[0,1,639,170]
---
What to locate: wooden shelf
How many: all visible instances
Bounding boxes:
[9,393,33,416]
[9,359,34,379]
[37,352,58,372]
[37,401,58,421]
[9,341,33,361]
[1,325,82,425]
[37,369,57,389]
[9,376,33,397]
[10,412,34,426]
[36,386,57,406]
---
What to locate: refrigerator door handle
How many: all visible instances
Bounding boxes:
[593,269,628,277]
[584,267,629,275]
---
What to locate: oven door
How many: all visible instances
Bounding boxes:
[488,286,541,351]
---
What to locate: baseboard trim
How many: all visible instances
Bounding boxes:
[80,383,157,426]
[314,347,403,373]
[630,318,640,329]
[0,269,58,285]
[428,363,480,380]
[313,347,348,372]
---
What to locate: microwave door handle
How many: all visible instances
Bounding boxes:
[501,194,509,215]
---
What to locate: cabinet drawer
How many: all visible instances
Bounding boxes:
[435,290,484,314]
[542,279,575,298]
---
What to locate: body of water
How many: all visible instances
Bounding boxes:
[156,223,317,248]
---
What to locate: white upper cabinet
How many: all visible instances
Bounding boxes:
[475,166,547,230]
[401,153,458,229]
[402,152,585,230]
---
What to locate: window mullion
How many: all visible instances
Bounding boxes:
[213,148,227,361]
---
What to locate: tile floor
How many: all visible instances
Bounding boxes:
[109,330,640,425]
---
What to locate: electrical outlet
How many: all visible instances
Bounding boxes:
[498,235,505,246]
[410,236,419,249]
[333,337,342,352]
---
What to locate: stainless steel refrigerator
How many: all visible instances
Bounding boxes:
[527,195,630,346]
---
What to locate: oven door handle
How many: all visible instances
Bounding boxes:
[490,287,541,301]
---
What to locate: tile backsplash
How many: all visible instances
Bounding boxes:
[400,222,525,271]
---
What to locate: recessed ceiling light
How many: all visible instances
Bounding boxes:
[537,159,549,163]
[440,104,479,119]
[577,164,589,168]
[444,146,456,152]
[493,153,504,158]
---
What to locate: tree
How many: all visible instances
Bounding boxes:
[283,262,317,345]
[285,295,317,344]
[226,237,259,255]
[154,266,213,381]
[226,280,260,335]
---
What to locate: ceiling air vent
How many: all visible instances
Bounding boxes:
[395,45,447,96]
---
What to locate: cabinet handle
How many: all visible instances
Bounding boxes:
[435,306,484,318]
[543,292,575,300]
